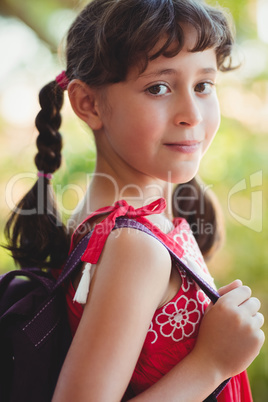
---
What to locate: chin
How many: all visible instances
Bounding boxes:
[164,165,200,184]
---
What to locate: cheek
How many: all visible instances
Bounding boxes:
[121,104,162,142]
[204,98,221,145]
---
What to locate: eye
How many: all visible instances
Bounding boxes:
[146,84,170,96]
[195,82,215,95]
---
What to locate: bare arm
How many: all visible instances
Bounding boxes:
[53,229,264,402]
[53,228,173,401]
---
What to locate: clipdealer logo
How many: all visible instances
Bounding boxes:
[5,170,264,233]
[228,170,263,233]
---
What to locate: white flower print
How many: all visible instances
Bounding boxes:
[155,296,201,342]
[147,322,158,344]
[173,227,215,289]
[196,289,211,314]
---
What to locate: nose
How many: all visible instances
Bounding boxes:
[173,93,203,127]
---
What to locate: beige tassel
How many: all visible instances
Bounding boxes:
[73,263,92,304]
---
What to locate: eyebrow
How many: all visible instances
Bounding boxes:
[139,67,217,78]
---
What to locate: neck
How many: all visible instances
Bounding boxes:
[89,170,174,214]
[70,166,175,232]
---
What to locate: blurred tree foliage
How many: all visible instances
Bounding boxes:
[0,0,79,51]
[0,0,267,400]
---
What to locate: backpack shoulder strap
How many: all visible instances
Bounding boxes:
[114,218,220,304]
[56,216,219,302]
[54,230,93,290]
[1,216,219,304]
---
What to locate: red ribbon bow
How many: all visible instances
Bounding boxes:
[81,198,168,264]
[70,197,184,264]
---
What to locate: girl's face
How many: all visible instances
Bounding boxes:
[95,26,220,185]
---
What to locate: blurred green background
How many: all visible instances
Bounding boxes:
[0,0,267,399]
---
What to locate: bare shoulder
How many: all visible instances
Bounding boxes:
[98,226,172,287]
[82,225,173,323]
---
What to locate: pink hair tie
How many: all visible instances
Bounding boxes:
[37,171,53,180]
[55,71,69,91]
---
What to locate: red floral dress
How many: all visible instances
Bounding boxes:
[65,198,252,401]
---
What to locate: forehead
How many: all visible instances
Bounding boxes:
[131,48,217,82]
[129,23,217,80]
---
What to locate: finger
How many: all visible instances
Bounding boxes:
[252,316,265,349]
[218,279,243,296]
[239,297,261,315]
[221,285,252,306]
[253,312,265,329]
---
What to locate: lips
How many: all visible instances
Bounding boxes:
[164,140,202,154]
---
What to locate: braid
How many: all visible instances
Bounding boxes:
[35,82,63,173]
[4,81,70,269]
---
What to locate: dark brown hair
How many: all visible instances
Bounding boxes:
[5,0,235,268]
[172,177,225,259]
[66,0,234,87]
[5,83,70,268]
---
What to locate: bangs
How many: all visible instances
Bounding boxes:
[139,1,234,73]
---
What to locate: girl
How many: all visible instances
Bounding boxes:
[5,0,264,400]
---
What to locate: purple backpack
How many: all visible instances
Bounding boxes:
[0,218,229,401]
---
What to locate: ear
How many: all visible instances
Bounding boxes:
[67,79,103,130]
